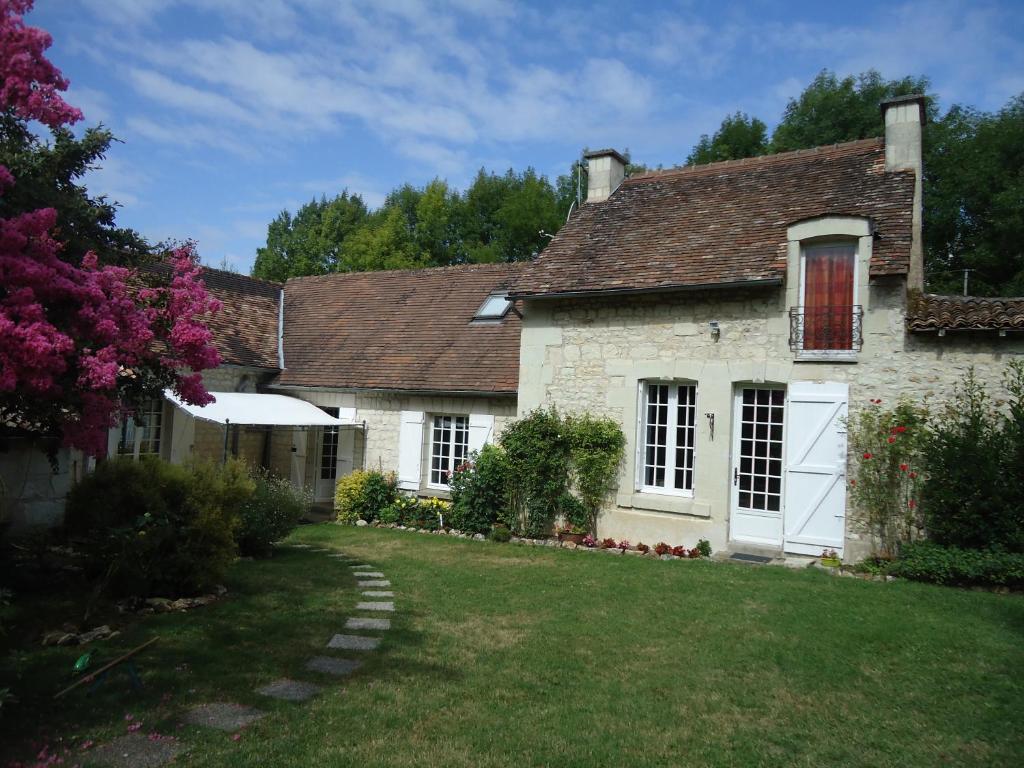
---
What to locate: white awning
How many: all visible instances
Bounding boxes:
[164,390,355,427]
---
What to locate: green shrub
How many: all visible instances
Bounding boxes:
[848,398,929,556]
[449,444,511,533]
[488,524,511,543]
[379,495,419,526]
[567,413,626,535]
[237,469,310,557]
[334,470,398,524]
[65,457,247,597]
[556,492,589,534]
[891,542,1024,588]
[920,363,1024,553]
[500,408,571,537]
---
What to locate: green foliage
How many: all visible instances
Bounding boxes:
[696,538,712,558]
[920,363,1024,552]
[686,112,769,165]
[488,524,512,543]
[500,408,571,537]
[924,95,1024,295]
[566,413,626,535]
[557,492,589,534]
[770,69,934,153]
[848,398,930,555]
[252,191,369,280]
[448,444,511,534]
[237,469,310,557]
[334,470,399,524]
[379,495,418,526]
[0,116,149,266]
[891,542,1024,588]
[65,457,246,597]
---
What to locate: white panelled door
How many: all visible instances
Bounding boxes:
[397,410,425,491]
[730,387,787,547]
[783,382,849,556]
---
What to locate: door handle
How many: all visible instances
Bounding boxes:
[733,467,738,486]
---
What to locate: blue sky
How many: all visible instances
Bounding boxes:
[32,0,1024,274]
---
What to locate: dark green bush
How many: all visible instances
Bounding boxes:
[66,457,248,597]
[557,492,589,534]
[921,363,1024,552]
[448,444,511,534]
[488,524,511,543]
[501,408,570,537]
[237,469,310,557]
[891,542,1024,588]
[567,413,626,535]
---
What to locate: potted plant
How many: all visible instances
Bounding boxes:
[820,548,841,568]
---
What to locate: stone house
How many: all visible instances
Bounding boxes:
[511,96,1024,560]
[5,95,1023,557]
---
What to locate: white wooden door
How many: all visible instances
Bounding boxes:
[730,386,786,547]
[290,428,307,490]
[783,382,849,556]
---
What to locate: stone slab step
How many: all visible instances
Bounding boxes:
[357,579,391,587]
[356,601,395,612]
[352,571,384,578]
[256,678,321,702]
[327,634,380,651]
[305,656,363,677]
[88,733,184,768]
[361,590,394,597]
[183,702,265,732]
[345,617,391,631]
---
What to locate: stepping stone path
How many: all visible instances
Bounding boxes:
[356,601,395,612]
[183,702,266,731]
[257,678,321,702]
[88,733,185,768]
[89,544,397,767]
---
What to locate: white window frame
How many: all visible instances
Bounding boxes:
[796,240,859,361]
[639,381,697,498]
[116,398,163,460]
[428,414,470,489]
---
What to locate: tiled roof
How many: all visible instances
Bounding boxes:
[201,268,282,369]
[512,138,916,298]
[274,263,524,394]
[907,293,1024,332]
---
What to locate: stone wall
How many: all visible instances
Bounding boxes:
[517,281,1024,560]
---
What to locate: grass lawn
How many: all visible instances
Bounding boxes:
[2,525,1023,767]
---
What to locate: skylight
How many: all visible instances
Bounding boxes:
[474,292,512,320]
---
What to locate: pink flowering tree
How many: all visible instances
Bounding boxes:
[0,0,220,456]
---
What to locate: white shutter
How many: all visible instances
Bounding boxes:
[397,410,425,491]
[634,380,645,491]
[290,427,307,489]
[783,382,849,556]
[467,413,494,455]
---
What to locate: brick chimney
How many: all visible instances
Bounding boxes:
[584,148,627,203]
[881,94,926,291]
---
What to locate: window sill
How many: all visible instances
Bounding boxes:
[419,486,452,500]
[795,351,859,363]
[616,491,711,518]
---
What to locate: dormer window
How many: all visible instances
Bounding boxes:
[473,292,511,321]
[790,241,863,358]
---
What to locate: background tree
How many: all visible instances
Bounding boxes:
[770,69,934,152]
[686,112,768,165]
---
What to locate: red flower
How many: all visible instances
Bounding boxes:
[849,479,856,486]
[863,452,872,459]
[896,426,907,433]
[887,436,896,444]
[908,499,916,509]
[909,472,918,479]
[899,463,909,472]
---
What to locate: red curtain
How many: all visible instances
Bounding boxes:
[804,245,854,350]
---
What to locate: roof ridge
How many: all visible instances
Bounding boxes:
[624,137,885,184]
[202,264,283,288]
[285,260,527,284]
[922,292,1024,302]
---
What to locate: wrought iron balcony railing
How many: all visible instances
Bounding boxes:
[789,305,864,353]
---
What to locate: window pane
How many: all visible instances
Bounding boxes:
[736,388,785,512]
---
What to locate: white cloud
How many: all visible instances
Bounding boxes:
[83,155,150,207]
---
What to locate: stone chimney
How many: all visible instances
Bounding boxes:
[881,94,926,291]
[584,148,627,203]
